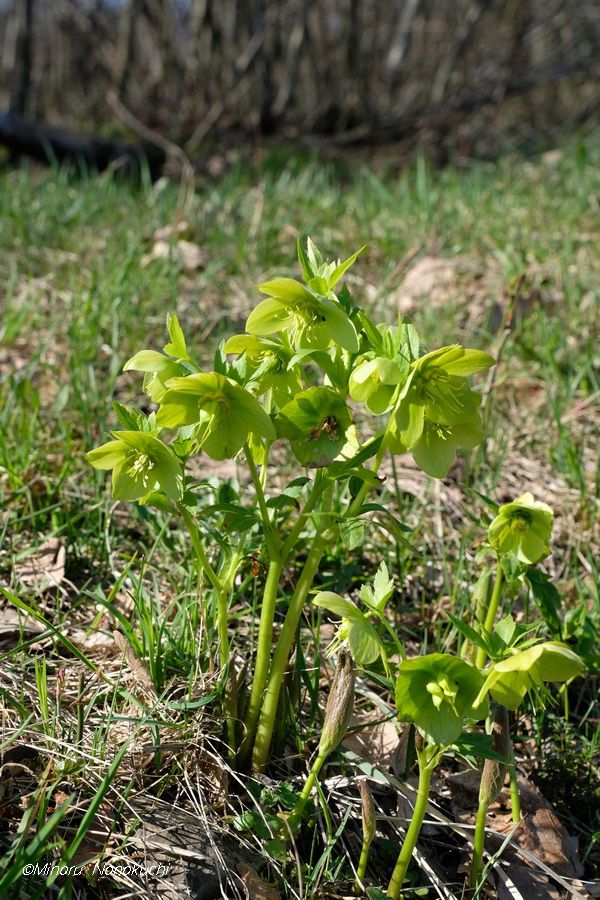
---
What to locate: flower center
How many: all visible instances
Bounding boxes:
[510,513,531,534]
[128,452,152,484]
[426,674,459,710]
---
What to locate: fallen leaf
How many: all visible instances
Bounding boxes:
[344,716,407,774]
[14,538,66,591]
[237,862,280,900]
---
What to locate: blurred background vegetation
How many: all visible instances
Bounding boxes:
[1,0,600,166]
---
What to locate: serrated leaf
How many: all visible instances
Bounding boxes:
[112,400,146,431]
[339,516,365,550]
[494,614,517,647]
[526,568,562,639]
[164,312,189,360]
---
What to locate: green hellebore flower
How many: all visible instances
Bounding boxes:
[395,653,488,746]
[389,344,494,478]
[349,356,407,415]
[156,372,276,461]
[488,492,553,564]
[87,431,183,501]
[474,641,584,710]
[223,333,303,407]
[246,277,359,353]
[275,386,356,468]
[313,591,385,666]
[123,349,184,403]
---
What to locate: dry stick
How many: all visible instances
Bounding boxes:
[106,90,195,214]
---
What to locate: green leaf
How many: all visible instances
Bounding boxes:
[163,312,189,360]
[452,732,510,764]
[526,568,562,639]
[112,400,147,431]
[328,245,366,290]
[445,612,491,655]
[494,614,517,647]
[339,516,365,550]
[297,235,313,281]
[373,561,394,610]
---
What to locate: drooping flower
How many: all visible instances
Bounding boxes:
[395,653,488,746]
[156,372,276,460]
[487,492,553,564]
[223,333,303,407]
[474,641,584,709]
[123,349,185,402]
[87,431,183,501]
[245,277,359,353]
[388,344,494,478]
[275,386,357,468]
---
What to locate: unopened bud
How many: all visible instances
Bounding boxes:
[479,704,510,807]
[357,778,376,845]
[319,651,355,757]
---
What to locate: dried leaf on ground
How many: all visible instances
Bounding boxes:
[14,537,66,591]
[447,769,587,896]
[237,863,281,900]
[344,716,407,774]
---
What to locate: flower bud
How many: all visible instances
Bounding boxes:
[357,778,376,846]
[478,704,510,808]
[319,651,355,757]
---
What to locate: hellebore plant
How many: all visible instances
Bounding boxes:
[87,237,496,773]
[452,493,585,889]
[386,654,489,899]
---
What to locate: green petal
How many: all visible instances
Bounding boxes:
[223,334,266,355]
[448,414,484,449]
[441,349,495,376]
[323,301,359,353]
[347,620,383,666]
[156,393,201,428]
[365,383,395,415]
[313,592,364,621]
[87,440,126,470]
[111,457,151,501]
[411,423,456,478]
[258,277,315,304]
[246,298,294,335]
[123,350,174,373]
[517,530,548,564]
[534,643,584,682]
[394,397,425,447]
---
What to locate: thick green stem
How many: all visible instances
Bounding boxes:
[470,797,489,888]
[244,443,281,560]
[386,753,433,899]
[475,563,504,669]
[238,558,283,766]
[507,736,521,822]
[239,472,326,767]
[292,751,327,819]
[356,841,371,892]
[251,527,332,771]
